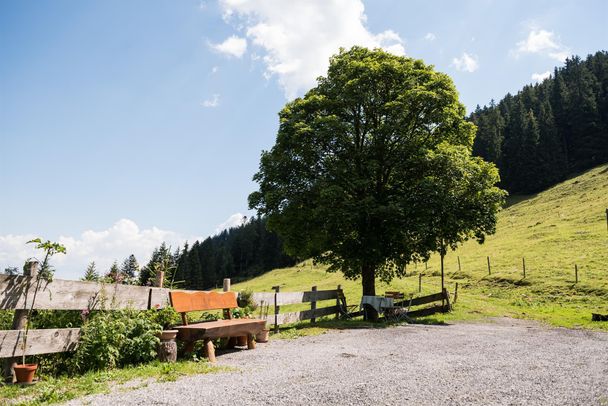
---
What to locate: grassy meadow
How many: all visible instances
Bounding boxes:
[233,164,608,330]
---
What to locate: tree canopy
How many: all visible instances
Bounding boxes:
[249,47,505,296]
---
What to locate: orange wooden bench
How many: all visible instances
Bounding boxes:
[169,290,266,362]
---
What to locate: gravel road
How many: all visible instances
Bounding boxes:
[68,318,608,405]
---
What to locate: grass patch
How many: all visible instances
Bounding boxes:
[0,360,225,405]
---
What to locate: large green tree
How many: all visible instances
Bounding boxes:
[249,47,504,297]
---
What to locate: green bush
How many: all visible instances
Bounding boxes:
[72,309,161,373]
[0,310,14,329]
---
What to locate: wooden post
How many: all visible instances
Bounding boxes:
[155,271,165,289]
[222,278,231,320]
[487,256,491,275]
[522,257,526,279]
[425,262,428,271]
[310,286,317,324]
[4,261,38,382]
[457,256,461,272]
[442,287,451,311]
[605,208,607,232]
[453,283,459,305]
[575,264,578,283]
[272,285,280,333]
[418,273,422,293]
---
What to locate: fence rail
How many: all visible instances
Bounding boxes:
[0,275,169,311]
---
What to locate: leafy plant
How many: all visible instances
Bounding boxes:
[21,238,66,365]
[72,309,161,373]
[236,289,257,318]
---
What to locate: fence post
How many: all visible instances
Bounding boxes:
[272,285,280,333]
[457,256,461,272]
[487,256,491,275]
[4,260,38,382]
[575,264,578,283]
[453,282,459,305]
[418,273,422,293]
[310,286,317,324]
[222,278,230,292]
[155,271,165,288]
[522,258,526,279]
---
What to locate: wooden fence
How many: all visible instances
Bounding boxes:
[0,273,448,361]
[0,273,171,359]
[252,285,343,332]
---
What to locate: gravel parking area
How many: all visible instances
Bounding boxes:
[68,318,608,405]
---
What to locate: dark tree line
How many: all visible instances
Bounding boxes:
[139,216,295,290]
[470,51,608,194]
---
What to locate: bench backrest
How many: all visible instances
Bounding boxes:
[385,291,405,300]
[169,291,238,313]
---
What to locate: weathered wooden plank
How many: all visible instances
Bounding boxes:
[251,292,275,306]
[252,290,338,306]
[395,292,445,308]
[0,328,80,358]
[0,275,170,310]
[274,305,339,325]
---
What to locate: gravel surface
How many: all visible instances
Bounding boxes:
[67,318,608,405]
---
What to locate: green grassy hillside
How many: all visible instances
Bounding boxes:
[233,164,608,330]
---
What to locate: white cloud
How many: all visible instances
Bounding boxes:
[201,94,220,107]
[214,213,247,234]
[210,35,247,58]
[424,32,436,41]
[218,0,405,99]
[452,52,479,72]
[211,66,219,74]
[0,219,203,280]
[514,29,570,62]
[531,70,551,82]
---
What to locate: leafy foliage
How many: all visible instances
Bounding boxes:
[249,47,504,295]
[72,309,161,373]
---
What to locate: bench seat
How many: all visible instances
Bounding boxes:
[175,318,266,341]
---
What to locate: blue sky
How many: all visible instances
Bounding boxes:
[1,0,606,279]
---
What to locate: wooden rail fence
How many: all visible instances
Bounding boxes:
[0,274,171,359]
[252,285,343,332]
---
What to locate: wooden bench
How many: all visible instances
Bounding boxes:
[169,290,266,362]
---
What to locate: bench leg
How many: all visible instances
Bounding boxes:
[227,337,237,349]
[204,338,216,363]
[247,334,256,350]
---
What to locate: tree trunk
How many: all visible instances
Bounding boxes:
[440,248,446,307]
[361,265,378,321]
[362,265,376,296]
[440,252,445,292]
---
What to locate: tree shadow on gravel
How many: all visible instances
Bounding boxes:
[272,316,450,339]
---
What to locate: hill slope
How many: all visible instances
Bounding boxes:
[233,164,608,329]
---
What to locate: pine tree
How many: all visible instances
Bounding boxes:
[120,254,139,283]
[82,261,99,281]
[105,261,121,283]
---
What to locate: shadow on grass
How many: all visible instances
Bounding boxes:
[272,314,450,339]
